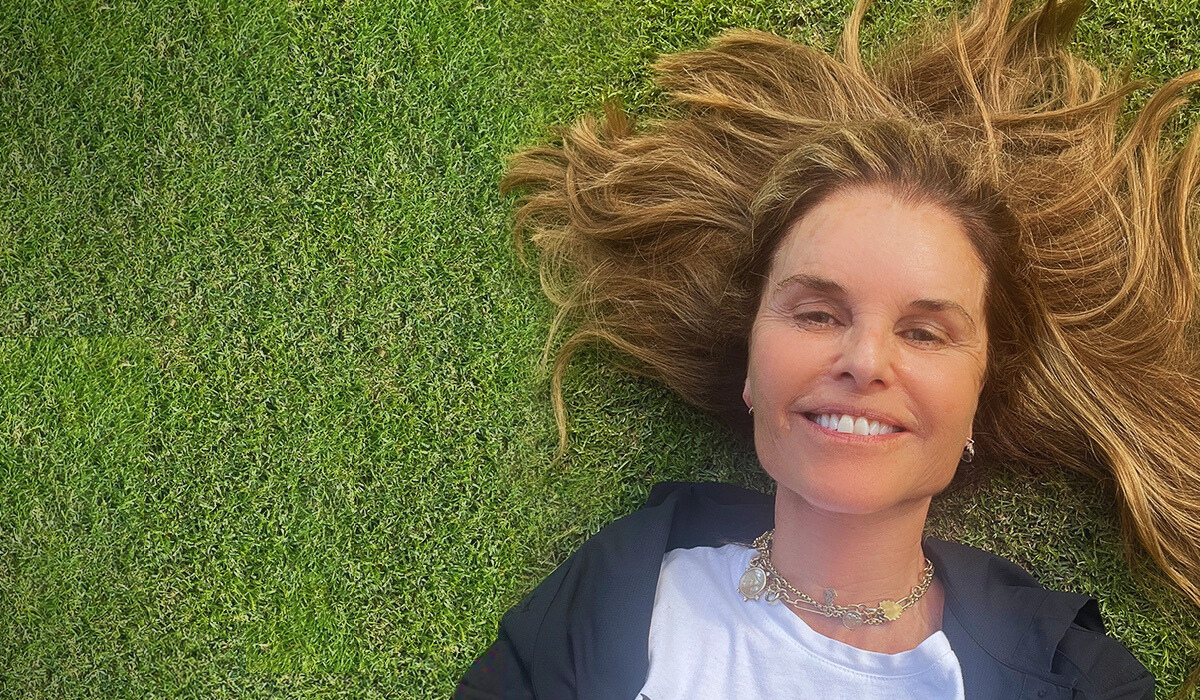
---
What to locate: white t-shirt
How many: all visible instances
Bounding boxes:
[635,544,965,700]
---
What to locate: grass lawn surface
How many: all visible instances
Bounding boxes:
[2,0,1199,697]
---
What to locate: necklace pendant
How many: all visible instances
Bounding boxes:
[880,600,902,621]
[738,565,768,600]
[823,588,837,606]
[841,610,864,630]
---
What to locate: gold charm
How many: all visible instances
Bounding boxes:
[880,600,902,621]
[739,566,768,600]
[841,610,864,629]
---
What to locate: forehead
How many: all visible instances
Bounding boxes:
[768,186,987,314]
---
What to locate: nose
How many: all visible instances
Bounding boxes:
[832,321,895,389]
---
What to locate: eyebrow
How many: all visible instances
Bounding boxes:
[776,273,846,297]
[775,273,980,335]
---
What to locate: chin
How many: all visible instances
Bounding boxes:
[776,479,936,518]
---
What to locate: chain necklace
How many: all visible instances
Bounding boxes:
[737,529,935,630]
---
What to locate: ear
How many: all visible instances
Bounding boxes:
[742,377,752,411]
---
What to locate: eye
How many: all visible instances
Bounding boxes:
[794,310,840,327]
[901,327,947,345]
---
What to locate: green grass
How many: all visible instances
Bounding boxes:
[1,0,1198,697]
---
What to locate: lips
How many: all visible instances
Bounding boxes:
[804,412,904,436]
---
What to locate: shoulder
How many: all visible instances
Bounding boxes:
[506,480,769,608]
[537,481,773,616]
[457,481,771,699]
[546,481,771,574]
[926,539,1153,700]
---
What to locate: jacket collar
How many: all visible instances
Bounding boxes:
[926,538,1092,699]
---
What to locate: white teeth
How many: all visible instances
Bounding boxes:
[811,413,900,435]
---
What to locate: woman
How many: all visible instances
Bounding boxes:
[458,0,1200,696]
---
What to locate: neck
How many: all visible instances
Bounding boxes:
[770,488,932,609]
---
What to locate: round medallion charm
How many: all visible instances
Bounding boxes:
[841,610,864,630]
[738,566,767,600]
[880,600,902,621]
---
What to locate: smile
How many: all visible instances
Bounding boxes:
[805,413,903,436]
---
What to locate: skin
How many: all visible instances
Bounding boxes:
[742,184,989,653]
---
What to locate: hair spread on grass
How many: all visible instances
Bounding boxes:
[502,0,1200,632]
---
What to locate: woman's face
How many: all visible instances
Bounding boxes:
[743,185,989,517]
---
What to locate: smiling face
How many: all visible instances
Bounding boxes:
[743,185,989,517]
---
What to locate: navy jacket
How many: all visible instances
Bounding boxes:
[457,482,1152,699]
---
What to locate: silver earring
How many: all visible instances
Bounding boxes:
[962,438,975,463]
[748,406,754,415]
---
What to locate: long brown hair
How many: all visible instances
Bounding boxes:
[503,0,1200,631]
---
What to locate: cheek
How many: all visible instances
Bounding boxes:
[902,356,985,433]
[747,328,826,402]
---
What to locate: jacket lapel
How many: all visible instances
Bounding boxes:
[575,482,773,700]
[927,539,1093,700]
